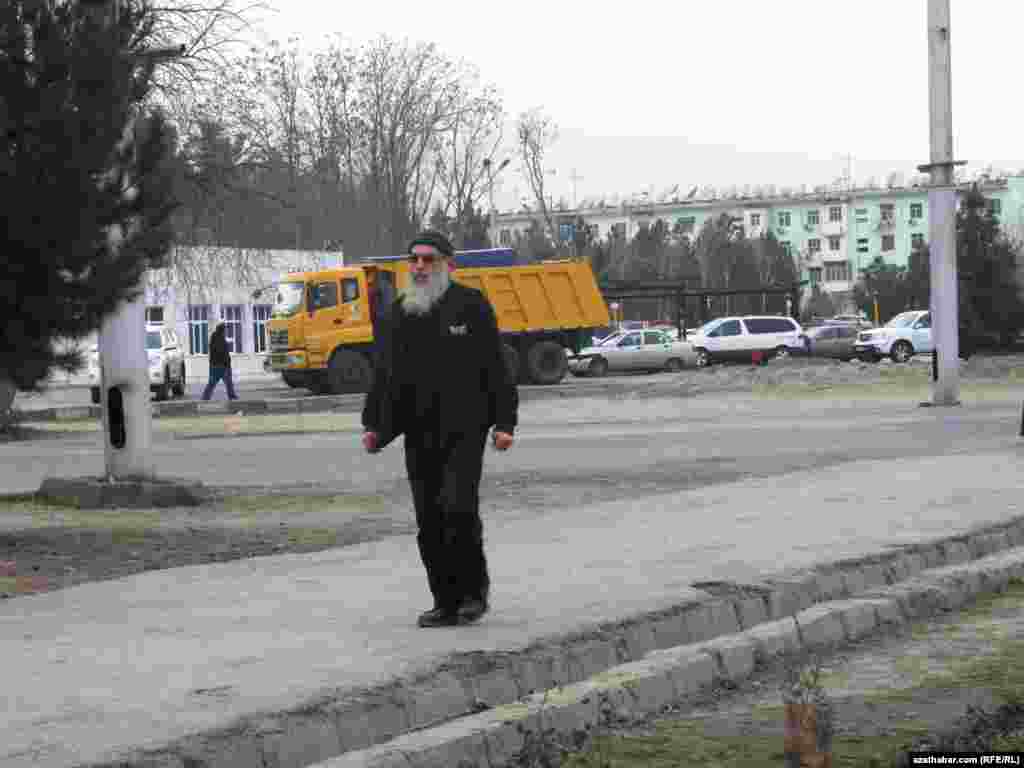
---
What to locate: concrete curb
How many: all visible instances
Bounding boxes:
[12,381,662,424]
[85,515,1024,768]
[317,545,1024,768]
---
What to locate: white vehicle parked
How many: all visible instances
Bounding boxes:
[89,325,187,403]
[686,315,806,367]
[854,310,934,363]
[567,329,694,377]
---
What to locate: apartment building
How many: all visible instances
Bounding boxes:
[491,175,1024,310]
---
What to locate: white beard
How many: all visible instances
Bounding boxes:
[401,266,451,316]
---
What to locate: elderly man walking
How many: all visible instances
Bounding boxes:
[362,230,518,627]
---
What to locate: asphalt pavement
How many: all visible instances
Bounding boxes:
[2,394,1024,766]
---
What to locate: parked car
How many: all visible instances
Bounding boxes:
[854,310,933,362]
[686,315,806,368]
[89,325,187,403]
[804,323,859,360]
[567,329,694,377]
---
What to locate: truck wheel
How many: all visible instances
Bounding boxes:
[281,371,307,389]
[502,344,520,384]
[326,349,373,394]
[525,341,568,385]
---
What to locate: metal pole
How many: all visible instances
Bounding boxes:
[919,0,962,406]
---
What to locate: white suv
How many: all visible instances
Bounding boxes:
[89,325,187,403]
[687,315,806,367]
[854,310,933,362]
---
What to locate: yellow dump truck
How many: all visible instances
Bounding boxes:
[264,248,611,394]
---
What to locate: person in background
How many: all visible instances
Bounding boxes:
[202,322,238,401]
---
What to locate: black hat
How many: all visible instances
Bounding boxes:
[407,230,455,259]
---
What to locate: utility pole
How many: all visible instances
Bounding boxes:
[918,0,964,407]
[84,0,184,479]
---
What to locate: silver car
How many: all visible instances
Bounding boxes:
[804,323,859,360]
[568,329,694,377]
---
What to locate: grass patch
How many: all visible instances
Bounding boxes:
[562,718,929,768]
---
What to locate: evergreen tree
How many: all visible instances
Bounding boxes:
[0,0,177,391]
[852,256,907,322]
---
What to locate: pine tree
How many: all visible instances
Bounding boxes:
[0,0,177,392]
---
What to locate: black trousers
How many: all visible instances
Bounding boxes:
[404,428,490,612]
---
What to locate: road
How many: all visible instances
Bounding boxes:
[3,392,1021,522]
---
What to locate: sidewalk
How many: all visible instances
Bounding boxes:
[3,448,1024,767]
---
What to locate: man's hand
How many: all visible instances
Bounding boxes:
[492,430,514,452]
[362,431,381,454]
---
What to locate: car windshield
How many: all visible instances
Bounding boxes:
[273,282,306,318]
[591,333,620,346]
[145,332,162,350]
[695,319,722,335]
[885,313,920,329]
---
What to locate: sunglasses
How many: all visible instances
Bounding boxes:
[407,252,445,265]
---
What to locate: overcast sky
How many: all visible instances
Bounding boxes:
[246,1,1023,209]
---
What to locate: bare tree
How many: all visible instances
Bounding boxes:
[516,108,558,245]
[431,81,504,247]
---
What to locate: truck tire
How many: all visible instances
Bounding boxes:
[502,344,520,385]
[525,341,568,385]
[326,349,373,394]
[282,371,307,389]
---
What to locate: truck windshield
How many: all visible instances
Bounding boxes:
[273,282,306,318]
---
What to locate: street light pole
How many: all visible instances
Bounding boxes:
[918,0,964,407]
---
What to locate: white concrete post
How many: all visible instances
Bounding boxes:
[923,0,961,406]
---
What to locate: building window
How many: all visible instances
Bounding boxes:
[809,267,822,285]
[220,304,243,353]
[253,304,272,354]
[911,233,925,250]
[807,210,820,226]
[677,217,695,234]
[825,262,851,282]
[780,240,792,255]
[857,238,869,253]
[145,306,164,325]
[880,203,895,222]
[828,235,841,251]
[881,234,895,252]
[910,202,923,219]
[499,229,512,246]
[829,205,843,223]
[750,213,761,227]
[778,211,791,227]
[808,238,822,254]
[855,208,868,223]
[188,305,210,355]
[988,198,1002,216]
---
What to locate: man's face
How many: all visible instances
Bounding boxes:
[409,244,450,284]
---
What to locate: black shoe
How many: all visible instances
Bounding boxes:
[456,598,489,625]
[417,606,458,628]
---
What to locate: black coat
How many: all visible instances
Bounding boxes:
[209,328,231,367]
[362,281,518,449]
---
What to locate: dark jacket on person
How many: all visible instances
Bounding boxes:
[209,327,231,368]
[362,281,518,450]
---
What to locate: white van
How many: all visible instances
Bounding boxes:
[687,315,805,367]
